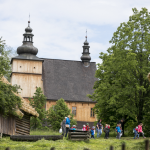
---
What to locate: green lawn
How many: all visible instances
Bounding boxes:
[0,131,148,150]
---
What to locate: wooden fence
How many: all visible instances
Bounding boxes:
[4,140,150,150]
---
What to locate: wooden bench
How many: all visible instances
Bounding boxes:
[68,129,90,141]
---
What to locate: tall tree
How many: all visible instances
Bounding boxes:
[89,8,150,129]
[29,87,47,129]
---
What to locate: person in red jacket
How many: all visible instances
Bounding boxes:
[86,123,90,131]
[138,123,146,138]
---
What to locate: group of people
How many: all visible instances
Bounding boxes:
[133,123,146,139]
[61,117,146,139]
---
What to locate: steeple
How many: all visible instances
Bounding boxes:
[81,31,91,67]
[16,20,39,59]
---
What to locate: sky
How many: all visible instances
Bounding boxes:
[0,0,150,64]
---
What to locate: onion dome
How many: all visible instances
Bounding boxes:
[81,34,91,65]
[17,21,38,55]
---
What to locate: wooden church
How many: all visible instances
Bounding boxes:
[11,21,97,128]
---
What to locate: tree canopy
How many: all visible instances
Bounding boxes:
[89,8,150,129]
[0,37,21,116]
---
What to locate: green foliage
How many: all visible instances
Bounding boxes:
[29,87,47,129]
[0,37,11,79]
[47,98,77,130]
[88,8,150,130]
[3,45,17,81]
[0,80,22,117]
[0,37,22,117]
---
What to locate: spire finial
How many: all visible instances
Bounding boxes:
[28,14,30,27]
[85,29,87,40]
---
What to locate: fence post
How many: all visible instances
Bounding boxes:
[122,143,125,150]
[145,140,149,150]
[0,133,2,139]
[110,146,113,150]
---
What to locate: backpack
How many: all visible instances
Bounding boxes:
[133,128,136,133]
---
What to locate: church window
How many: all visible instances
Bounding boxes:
[84,49,88,53]
[72,107,76,116]
[90,108,94,117]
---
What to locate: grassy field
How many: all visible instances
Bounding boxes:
[0,130,148,150]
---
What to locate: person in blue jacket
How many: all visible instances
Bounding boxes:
[116,124,121,139]
[65,115,71,137]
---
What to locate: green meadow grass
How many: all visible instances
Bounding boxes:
[0,130,148,150]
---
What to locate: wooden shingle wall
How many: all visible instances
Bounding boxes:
[46,101,97,122]
[0,114,15,135]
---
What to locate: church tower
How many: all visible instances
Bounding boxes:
[81,33,91,67]
[11,21,43,98]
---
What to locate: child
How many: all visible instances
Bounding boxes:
[138,123,146,138]
[133,126,139,139]
[86,123,90,131]
[82,125,86,131]
[116,124,121,139]
[91,126,95,139]
[70,125,76,131]
[104,124,110,139]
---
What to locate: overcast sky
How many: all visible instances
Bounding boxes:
[0,0,150,64]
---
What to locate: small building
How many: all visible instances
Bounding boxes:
[0,77,39,135]
[10,21,97,128]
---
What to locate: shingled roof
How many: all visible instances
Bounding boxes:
[42,59,97,102]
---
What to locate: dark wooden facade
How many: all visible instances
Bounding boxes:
[0,112,30,136]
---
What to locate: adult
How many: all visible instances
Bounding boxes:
[97,119,102,138]
[138,123,146,138]
[118,119,125,136]
[65,115,71,137]
[61,117,67,136]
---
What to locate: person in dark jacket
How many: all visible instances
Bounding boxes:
[61,117,67,136]
[97,119,102,138]
[118,119,127,136]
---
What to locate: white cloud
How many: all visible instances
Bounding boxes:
[0,0,150,64]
